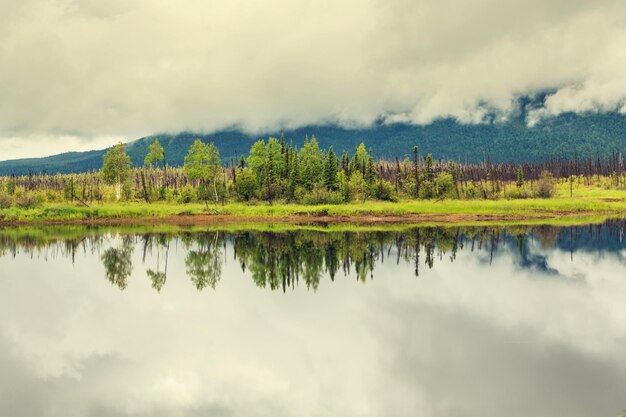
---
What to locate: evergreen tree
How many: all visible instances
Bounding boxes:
[287,155,299,202]
[324,146,339,190]
[351,143,368,176]
[412,146,420,197]
[341,152,350,175]
[265,148,277,203]
[265,137,284,183]
[365,148,376,184]
[516,165,525,188]
[424,154,435,182]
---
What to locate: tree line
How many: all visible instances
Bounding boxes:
[2,135,626,208]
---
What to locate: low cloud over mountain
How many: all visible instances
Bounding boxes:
[1,0,625,159]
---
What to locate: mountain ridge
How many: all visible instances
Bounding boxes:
[1,112,625,175]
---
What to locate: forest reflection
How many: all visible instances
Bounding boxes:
[1,219,625,292]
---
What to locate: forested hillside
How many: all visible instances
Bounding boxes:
[1,112,625,175]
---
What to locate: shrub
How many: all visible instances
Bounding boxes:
[6,179,16,196]
[373,180,397,201]
[506,187,529,199]
[234,167,258,201]
[16,192,45,209]
[177,184,196,203]
[435,172,455,198]
[419,180,436,199]
[0,193,12,209]
[302,185,343,205]
[535,171,556,198]
[46,189,62,202]
[122,181,133,201]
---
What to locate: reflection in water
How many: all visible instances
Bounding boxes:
[185,232,222,290]
[101,236,134,290]
[2,221,625,291]
[0,221,625,417]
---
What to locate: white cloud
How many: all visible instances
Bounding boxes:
[0,0,625,158]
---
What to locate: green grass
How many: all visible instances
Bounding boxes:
[1,188,625,224]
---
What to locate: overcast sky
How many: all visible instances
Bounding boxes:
[1,0,625,160]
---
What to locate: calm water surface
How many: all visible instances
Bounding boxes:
[1,222,625,417]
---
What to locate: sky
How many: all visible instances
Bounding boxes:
[1,0,626,160]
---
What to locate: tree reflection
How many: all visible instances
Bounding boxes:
[1,220,625,292]
[185,231,222,290]
[101,236,134,290]
[144,234,170,293]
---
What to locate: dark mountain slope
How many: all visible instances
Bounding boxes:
[1,112,625,175]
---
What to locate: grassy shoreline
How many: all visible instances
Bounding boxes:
[1,195,625,226]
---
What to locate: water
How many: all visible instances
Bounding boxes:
[1,221,625,417]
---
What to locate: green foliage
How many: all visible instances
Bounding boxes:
[0,193,12,209]
[324,146,339,191]
[102,143,132,185]
[184,140,221,204]
[185,237,221,290]
[299,136,323,190]
[102,143,132,201]
[516,165,525,188]
[435,172,455,198]
[337,170,350,202]
[424,154,434,182]
[348,171,367,202]
[101,238,134,290]
[121,181,133,201]
[16,192,45,209]
[247,140,267,183]
[301,184,343,205]
[350,143,369,176]
[177,184,196,203]
[373,180,396,201]
[506,187,530,199]
[420,180,436,199]
[234,167,258,201]
[184,140,221,182]
[6,179,15,195]
[144,138,165,167]
[535,171,556,198]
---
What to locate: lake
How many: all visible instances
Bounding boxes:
[0,221,625,417]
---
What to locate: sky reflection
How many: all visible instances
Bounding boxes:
[0,223,625,417]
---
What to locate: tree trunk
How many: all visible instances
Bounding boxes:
[115,176,121,201]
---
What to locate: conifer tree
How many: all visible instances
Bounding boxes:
[341,152,350,175]
[366,149,376,184]
[516,165,525,188]
[324,146,339,190]
[412,146,420,197]
[424,154,434,182]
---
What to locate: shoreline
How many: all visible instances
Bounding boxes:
[1,197,625,227]
[0,210,622,227]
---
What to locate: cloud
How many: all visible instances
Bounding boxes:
[0,0,625,158]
